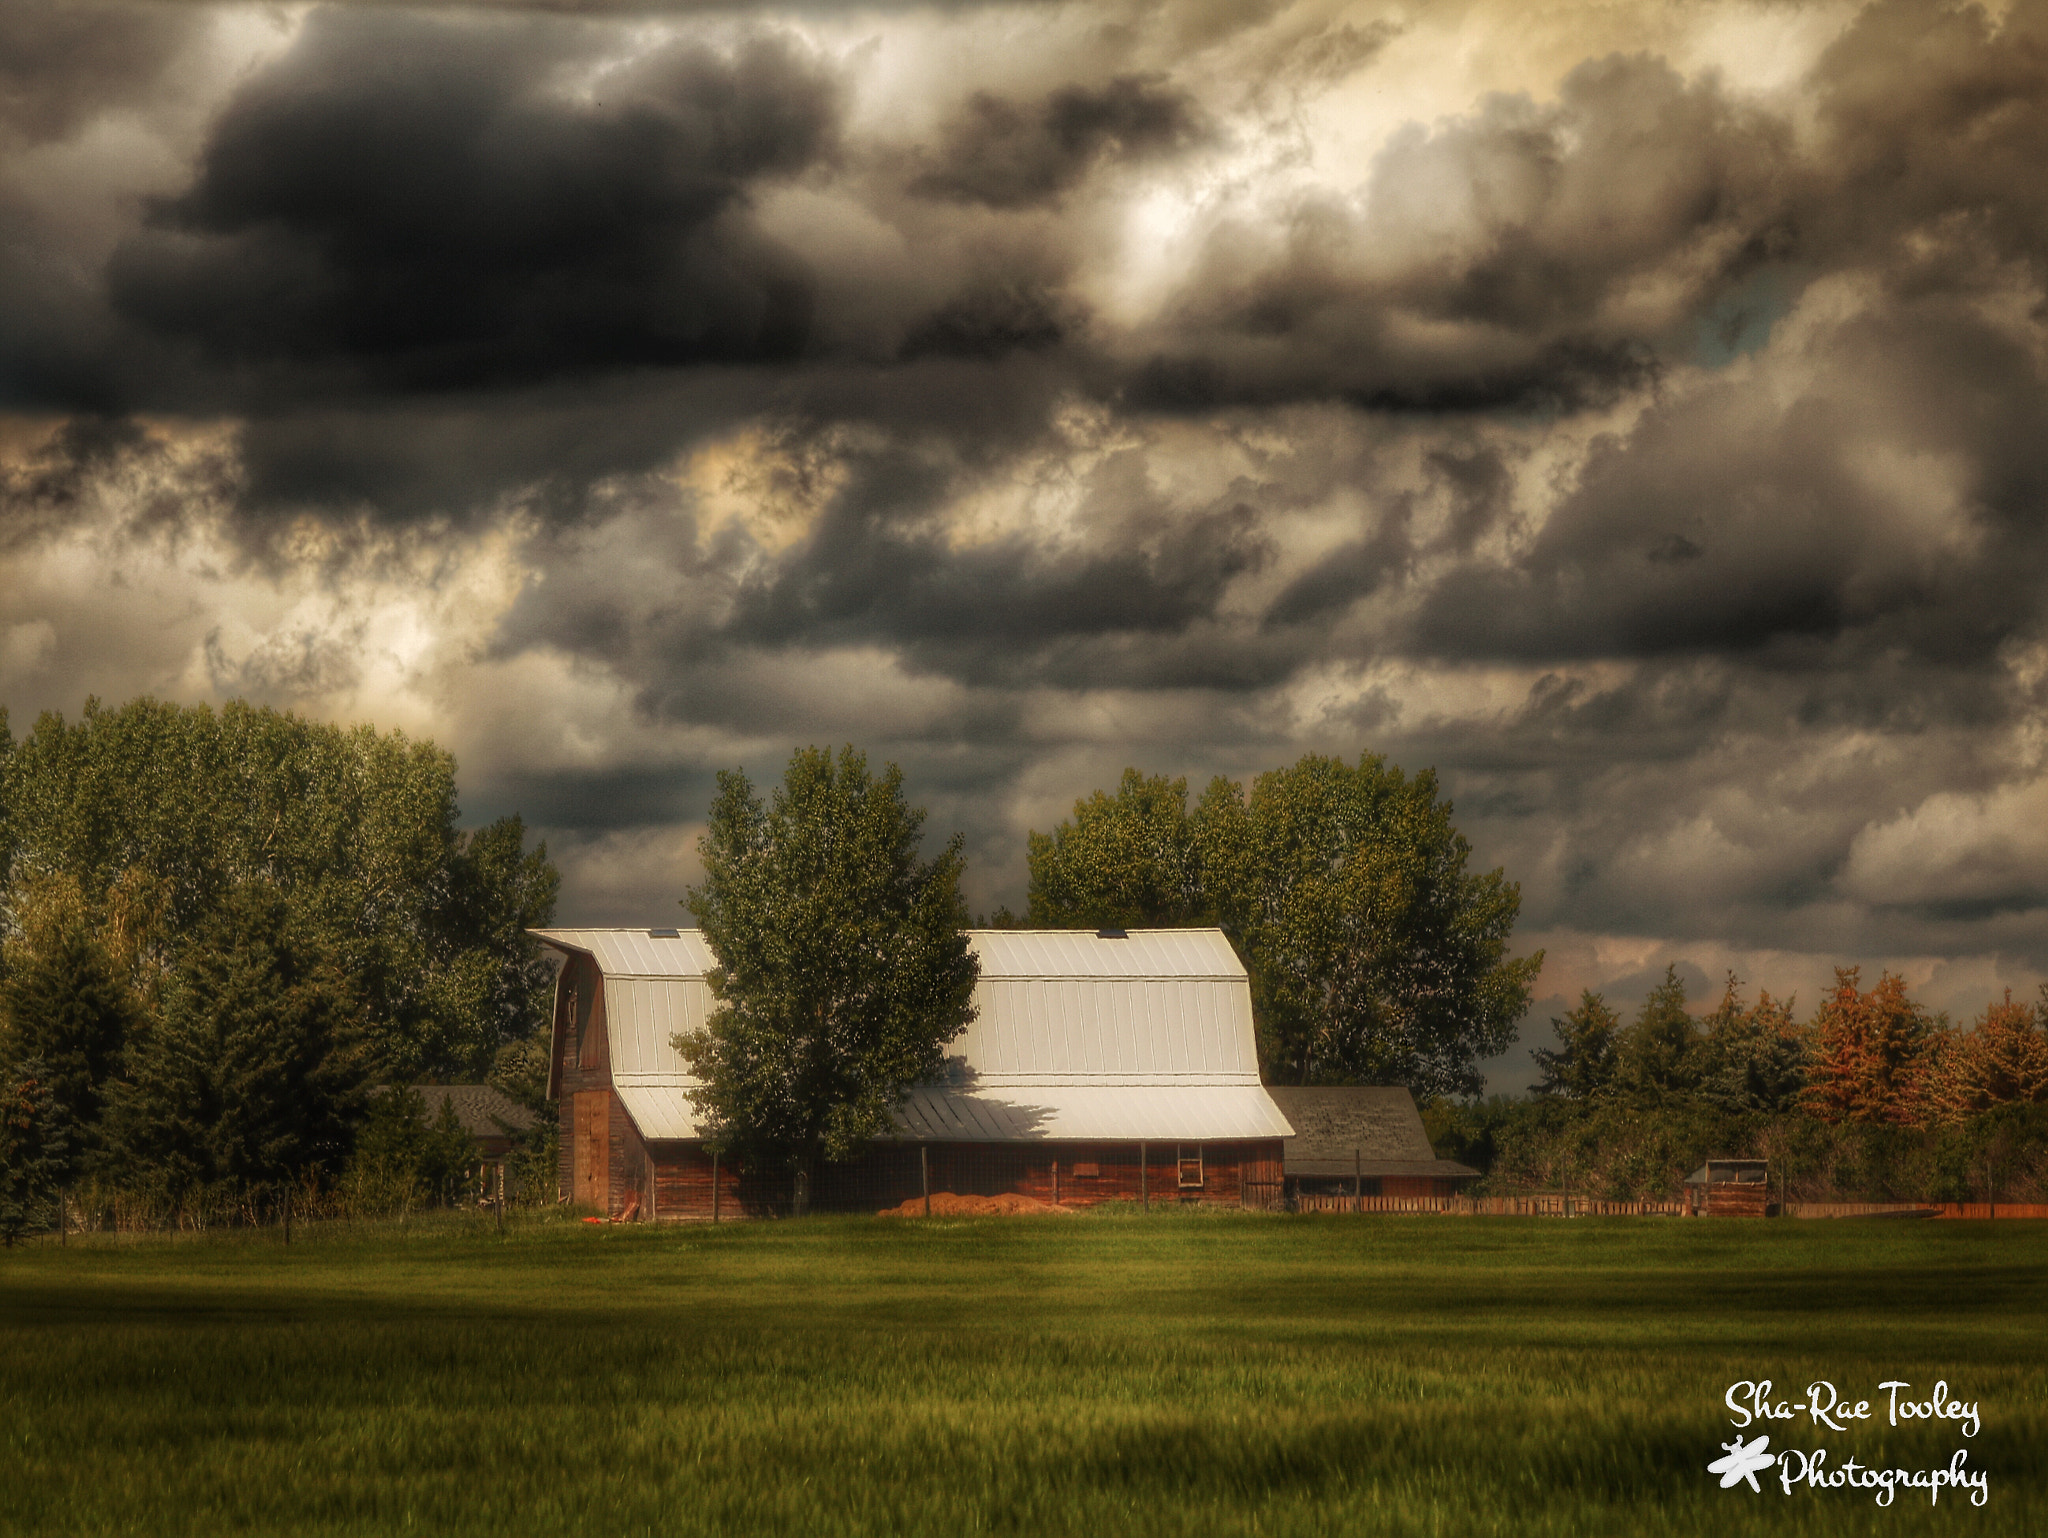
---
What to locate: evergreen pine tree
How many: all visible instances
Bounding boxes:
[1531,991,1621,1099]
[1799,969,1933,1125]
[0,1061,68,1246]
[0,918,139,1182]
[1611,966,1699,1100]
[108,886,367,1204]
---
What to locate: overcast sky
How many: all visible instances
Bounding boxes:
[4,0,2045,1086]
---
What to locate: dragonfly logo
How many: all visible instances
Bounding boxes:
[1709,1435,1778,1492]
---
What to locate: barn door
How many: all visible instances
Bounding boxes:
[573,1091,610,1210]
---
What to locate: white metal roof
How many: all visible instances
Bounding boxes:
[616,1083,1294,1143]
[534,926,1290,1144]
[970,929,1245,979]
[893,1084,1293,1142]
[532,927,716,977]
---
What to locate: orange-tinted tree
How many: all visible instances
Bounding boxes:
[1923,990,2048,1126]
[1798,968,1933,1125]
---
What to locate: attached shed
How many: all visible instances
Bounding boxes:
[535,926,1294,1217]
[369,1083,537,1202]
[1264,1086,1480,1200]
[410,1084,536,1159]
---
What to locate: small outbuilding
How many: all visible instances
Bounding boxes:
[535,926,1295,1218]
[1264,1085,1480,1200]
[1685,1159,1770,1216]
[368,1083,537,1203]
[407,1084,537,1159]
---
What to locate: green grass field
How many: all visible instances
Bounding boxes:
[1,1210,2042,1536]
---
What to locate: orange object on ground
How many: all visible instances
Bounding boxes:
[878,1191,1075,1218]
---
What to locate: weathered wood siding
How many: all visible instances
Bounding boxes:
[636,1139,1286,1218]
[1702,1182,1770,1217]
[555,952,613,1207]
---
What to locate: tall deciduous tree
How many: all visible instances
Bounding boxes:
[1198,753,1541,1095]
[0,697,557,1083]
[1800,968,1934,1126]
[1026,770,1204,928]
[677,748,979,1197]
[1023,753,1542,1094]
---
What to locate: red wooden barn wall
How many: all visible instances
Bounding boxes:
[634,1139,1285,1218]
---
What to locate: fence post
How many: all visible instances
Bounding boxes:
[921,1145,930,1218]
[1354,1149,1361,1213]
[1140,1143,1148,1211]
[711,1150,721,1225]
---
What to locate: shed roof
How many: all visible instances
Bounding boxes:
[373,1083,536,1141]
[1263,1086,1479,1180]
[534,927,1290,1144]
[1686,1160,1768,1185]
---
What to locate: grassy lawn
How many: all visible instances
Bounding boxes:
[0,1210,2042,1536]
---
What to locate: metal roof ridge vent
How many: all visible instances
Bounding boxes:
[1095,927,1128,938]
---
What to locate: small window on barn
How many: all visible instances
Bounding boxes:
[1072,1162,1100,1179]
[1177,1145,1203,1188]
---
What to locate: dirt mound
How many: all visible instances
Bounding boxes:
[878,1191,1076,1218]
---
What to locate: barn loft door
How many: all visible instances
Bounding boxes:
[573,1091,610,1210]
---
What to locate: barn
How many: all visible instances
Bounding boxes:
[536,926,1293,1217]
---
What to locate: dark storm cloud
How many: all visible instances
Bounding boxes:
[897,278,1076,360]
[0,415,234,550]
[1807,0,2048,277]
[1260,442,1512,629]
[221,370,790,530]
[733,494,1270,669]
[108,10,837,393]
[1408,287,2048,668]
[15,0,2048,996]
[910,74,1207,209]
[0,1,194,144]
[1129,52,1791,410]
[509,436,1282,697]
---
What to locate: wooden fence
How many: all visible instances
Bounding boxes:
[1789,1201,2048,1220]
[1262,1195,2048,1219]
[1282,1193,1687,1217]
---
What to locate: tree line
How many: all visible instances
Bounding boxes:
[1430,966,2048,1204]
[10,700,2034,1229]
[0,698,558,1240]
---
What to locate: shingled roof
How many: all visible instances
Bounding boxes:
[376,1084,536,1139]
[1263,1086,1480,1181]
